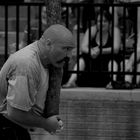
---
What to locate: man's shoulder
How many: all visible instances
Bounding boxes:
[11,44,37,67]
[10,52,40,79]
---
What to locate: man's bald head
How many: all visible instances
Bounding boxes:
[40,24,75,48]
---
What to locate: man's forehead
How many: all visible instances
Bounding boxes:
[62,45,75,49]
[52,35,75,49]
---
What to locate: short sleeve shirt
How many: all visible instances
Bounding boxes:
[0,41,49,116]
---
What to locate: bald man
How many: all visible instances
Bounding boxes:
[0,24,75,140]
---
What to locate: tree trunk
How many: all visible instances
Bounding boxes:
[45,0,62,28]
[43,0,63,118]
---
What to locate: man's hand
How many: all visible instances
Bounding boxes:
[56,119,64,133]
[44,116,63,134]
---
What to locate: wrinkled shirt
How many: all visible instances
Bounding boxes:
[0,41,49,116]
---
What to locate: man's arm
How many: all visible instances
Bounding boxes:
[6,103,59,133]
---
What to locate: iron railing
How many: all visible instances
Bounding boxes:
[0,2,139,87]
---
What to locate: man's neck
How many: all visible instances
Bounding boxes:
[36,40,50,67]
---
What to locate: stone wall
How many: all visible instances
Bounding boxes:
[30,88,140,140]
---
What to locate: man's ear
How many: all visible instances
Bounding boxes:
[46,39,52,47]
[45,39,53,52]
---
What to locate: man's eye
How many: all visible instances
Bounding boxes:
[67,47,73,51]
[63,47,73,52]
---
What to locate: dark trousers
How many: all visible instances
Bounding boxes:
[0,114,31,140]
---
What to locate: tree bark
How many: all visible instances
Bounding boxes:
[43,0,63,118]
[45,0,62,28]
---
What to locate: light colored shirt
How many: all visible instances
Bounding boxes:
[0,41,49,116]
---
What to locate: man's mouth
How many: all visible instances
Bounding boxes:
[57,57,70,64]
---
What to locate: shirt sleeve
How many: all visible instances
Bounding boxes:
[6,75,37,111]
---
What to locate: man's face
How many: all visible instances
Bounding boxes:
[49,44,74,68]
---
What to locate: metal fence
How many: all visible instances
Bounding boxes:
[0,2,140,87]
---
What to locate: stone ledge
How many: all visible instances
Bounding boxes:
[61,88,140,102]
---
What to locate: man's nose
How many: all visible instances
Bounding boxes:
[66,50,72,59]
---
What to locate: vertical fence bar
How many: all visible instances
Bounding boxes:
[38,5,42,38]
[64,4,69,82]
[27,5,30,44]
[76,4,80,78]
[133,4,138,85]
[88,3,91,73]
[99,4,103,73]
[122,4,126,79]
[111,3,115,81]
[65,4,69,29]
[5,4,8,60]
[16,5,19,51]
